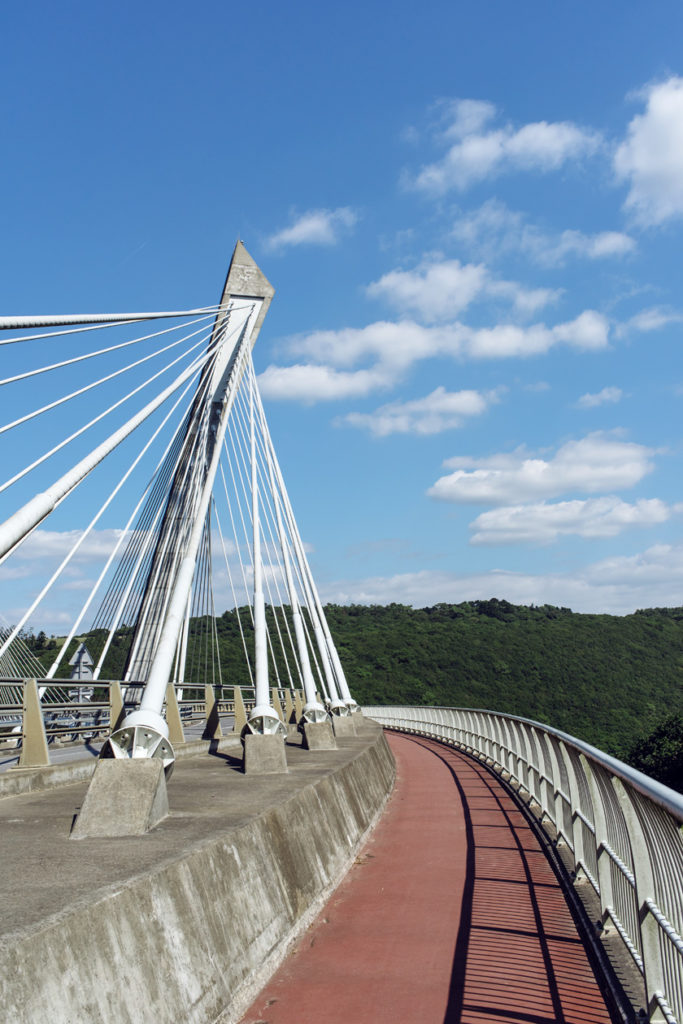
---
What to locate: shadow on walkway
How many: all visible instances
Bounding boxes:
[239,731,618,1024]
[405,736,615,1024]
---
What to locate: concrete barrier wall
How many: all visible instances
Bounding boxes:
[0,724,395,1024]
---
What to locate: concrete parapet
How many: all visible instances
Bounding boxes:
[0,722,394,1024]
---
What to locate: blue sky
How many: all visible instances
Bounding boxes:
[4,0,683,625]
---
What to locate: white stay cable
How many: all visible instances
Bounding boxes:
[135,301,262,718]
[96,322,228,674]
[257,399,346,703]
[213,496,254,684]
[0,320,215,437]
[0,302,254,348]
[205,521,223,688]
[122,344,223,681]
[226,400,286,687]
[0,312,217,386]
[232,388,296,651]
[175,591,192,686]
[253,379,316,705]
[44,369,202,679]
[0,306,226,332]
[249,376,335,704]
[239,373,301,687]
[232,385,297,687]
[0,328,213,495]
[0,356,209,667]
[250,368,269,709]
[0,337,219,566]
[92,429,192,682]
[219,457,254,625]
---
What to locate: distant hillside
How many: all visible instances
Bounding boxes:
[324,600,683,761]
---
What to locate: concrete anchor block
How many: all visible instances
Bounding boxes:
[71,759,169,839]
[302,720,337,750]
[331,715,357,738]
[243,733,288,775]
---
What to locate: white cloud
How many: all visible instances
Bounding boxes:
[615,76,683,226]
[264,309,609,403]
[286,320,442,371]
[5,528,126,564]
[622,307,683,334]
[320,542,683,615]
[257,363,394,403]
[469,496,671,545]
[429,432,655,505]
[412,99,601,194]
[367,259,488,321]
[577,386,623,408]
[286,310,608,371]
[341,386,502,437]
[366,256,558,322]
[452,200,636,266]
[265,207,358,250]
[466,310,608,358]
[439,98,497,140]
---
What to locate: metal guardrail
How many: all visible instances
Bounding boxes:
[0,678,305,764]
[364,704,683,1024]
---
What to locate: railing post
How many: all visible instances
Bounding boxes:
[533,729,553,822]
[523,725,541,805]
[490,714,504,769]
[165,683,185,746]
[580,755,612,925]
[544,735,569,841]
[232,686,247,734]
[497,716,515,779]
[203,684,223,740]
[513,720,531,793]
[109,681,124,732]
[270,687,285,723]
[16,678,50,769]
[283,690,296,724]
[612,778,668,1023]
[558,740,586,874]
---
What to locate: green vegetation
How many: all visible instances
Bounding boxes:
[322,600,683,773]
[21,598,683,787]
[627,714,683,792]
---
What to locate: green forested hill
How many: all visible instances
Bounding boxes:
[27,598,683,763]
[323,600,683,760]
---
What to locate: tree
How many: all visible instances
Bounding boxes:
[627,715,683,793]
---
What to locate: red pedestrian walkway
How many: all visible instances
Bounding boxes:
[239,732,617,1024]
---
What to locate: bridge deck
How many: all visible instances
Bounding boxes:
[239,732,617,1024]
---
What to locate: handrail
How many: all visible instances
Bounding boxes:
[364,704,683,1024]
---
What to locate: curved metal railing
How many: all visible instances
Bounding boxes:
[364,704,683,1024]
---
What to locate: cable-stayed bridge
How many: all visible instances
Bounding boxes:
[0,246,681,1024]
